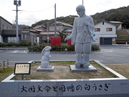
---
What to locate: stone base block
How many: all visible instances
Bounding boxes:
[70,65,97,72]
[37,66,54,71]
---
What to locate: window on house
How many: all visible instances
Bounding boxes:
[21,34,27,40]
[106,28,112,31]
[8,37,16,43]
[95,28,100,32]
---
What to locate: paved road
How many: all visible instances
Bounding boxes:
[0,44,129,65]
[91,44,129,64]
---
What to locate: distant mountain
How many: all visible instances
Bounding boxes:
[31,15,78,27]
[31,6,129,28]
[13,24,31,29]
[91,6,129,28]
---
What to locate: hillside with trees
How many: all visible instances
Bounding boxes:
[31,15,77,27]
[30,6,129,29]
[92,6,129,28]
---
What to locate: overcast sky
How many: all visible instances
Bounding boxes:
[0,0,129,26]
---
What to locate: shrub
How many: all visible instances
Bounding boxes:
[7,42,17,47]
[60,44,68,51]
[51,45,61,51]
[28,43,100,52]
[67,45,74,51]
[0,42,7,47]
[18,40,31,46]
[33,45,41,52]
[40,43,50,49]
[92,44,100,51]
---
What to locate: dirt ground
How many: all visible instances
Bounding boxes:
[107,64,129,79]
[13,62,116,80]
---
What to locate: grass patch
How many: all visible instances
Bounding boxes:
[107,64,129,79]
[12,61,117,80]
[0,66,14,82]
[116,29,129,41]
[1,62,128,81]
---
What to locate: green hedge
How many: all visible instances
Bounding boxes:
[18,40,31,46]
[0,42,100,51]
[0,42,7,47]
[28,43,100,52]
[92,44,100,51]
[0,40,31,47]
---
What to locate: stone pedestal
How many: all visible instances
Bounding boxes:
[70,65,97,72]
[37,66,54,71]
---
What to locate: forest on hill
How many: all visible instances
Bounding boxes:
[92,6,129,28]
[21,5,129,29]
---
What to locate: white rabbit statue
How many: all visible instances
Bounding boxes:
[40,46,52,68]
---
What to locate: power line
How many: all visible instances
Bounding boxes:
[22,5,53,13]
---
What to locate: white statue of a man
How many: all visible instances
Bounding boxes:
[65,5,94,68]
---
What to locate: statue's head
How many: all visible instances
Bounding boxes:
[76,5,85,17]
[41,46,51,55]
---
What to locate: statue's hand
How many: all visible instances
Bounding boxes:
[84,21,89,27]
[64,36,71,41]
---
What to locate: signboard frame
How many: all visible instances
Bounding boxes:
[14,63,31,75]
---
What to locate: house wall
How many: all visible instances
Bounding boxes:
[21,30,31,42]
[94,22,117,45]
[117,24,122,30]
[0,17,12,42]
[0,17,12,33]
[0,19,12,30]
[0,35,3,42]
[95,22,116,35]
[49,25,64,32]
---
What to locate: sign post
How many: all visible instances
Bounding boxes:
[14,63,31,80]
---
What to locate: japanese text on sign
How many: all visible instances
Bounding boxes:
[19,83,111,93]
[14,63,31,75]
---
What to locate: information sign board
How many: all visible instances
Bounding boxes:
[14,63,31,75]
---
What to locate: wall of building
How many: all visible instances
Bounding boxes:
[1,19,12,30]
[95,22,116,35]
[0,16,12,42]
[0,17,12,32]
[0,35,3,42]
[94,22,117,45]
[49,25,64,32]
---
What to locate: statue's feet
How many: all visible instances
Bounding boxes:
[83,63,90,68]
[47,65,52,68]
[75,62,86,68]
[75,62,81,68]
[40,64,52,68]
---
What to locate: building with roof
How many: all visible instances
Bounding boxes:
[0,16,32,43]
[109,21,122,30]
[30,21,72,44]
[0,16,12,42]
[93,21,120,45]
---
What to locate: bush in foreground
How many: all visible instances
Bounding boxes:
[28,43,100,52]
[0,40,31,47]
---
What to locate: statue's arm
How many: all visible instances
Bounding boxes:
[65,18,77,44]
[84,16,94,36]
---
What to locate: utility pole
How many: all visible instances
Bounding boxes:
[47,22,49,44]
[13,0,21,43]
[54,3,57,36]
[82,0,84,5]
